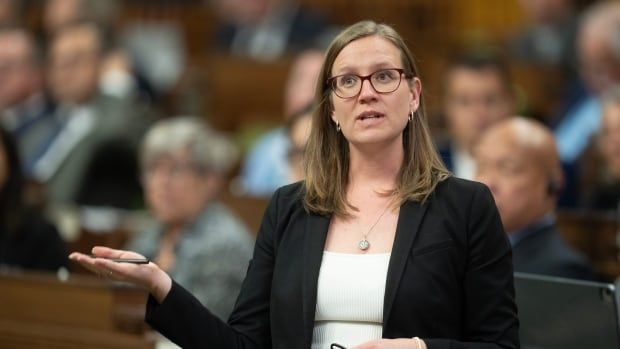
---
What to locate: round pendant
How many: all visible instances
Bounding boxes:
[358,239,370,250]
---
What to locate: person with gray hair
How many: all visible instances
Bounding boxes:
[126,116,253,320]
[555,0,620,165]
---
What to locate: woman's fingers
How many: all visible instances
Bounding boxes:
[92,257,145,280]
[91,246,143,259]
[69,250,172,303]
[69,252,106,275]
[70,250,149,284]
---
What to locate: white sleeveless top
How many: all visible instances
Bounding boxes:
[312,251,391,349]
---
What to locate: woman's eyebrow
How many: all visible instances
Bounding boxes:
[332,61,398,75]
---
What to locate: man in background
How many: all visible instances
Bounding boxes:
[438,51,515,180]
[40,21,151,208]
[474,117,597,280]
[0,27,56,178]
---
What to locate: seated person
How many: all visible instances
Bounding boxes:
[589,86,620,209]
[39,20,152,208]
[240,48,323,196]
[210,0,331,61]
[126,117,253,320]
[438,51,515,180]
[286,103,312,183]
[474,117,597,280]
[0,126,67,272]
[0,27,57,179]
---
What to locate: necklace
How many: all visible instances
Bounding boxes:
[357,200,392,251]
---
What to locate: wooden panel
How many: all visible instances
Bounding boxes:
[0,272,115,330]
[202,54,292,131]
[0,270,153,349]
[220,191,270,235]
[450,0,524,43]
[0,319,153,349]
[511,64,567,120]
[556,210,619,281]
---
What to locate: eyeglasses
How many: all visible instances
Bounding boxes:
[327,68,412,99]
[142,161,204,181]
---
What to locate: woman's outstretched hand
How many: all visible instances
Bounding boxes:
[69,246,172,303]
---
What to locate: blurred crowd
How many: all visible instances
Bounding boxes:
[0,0,619,323]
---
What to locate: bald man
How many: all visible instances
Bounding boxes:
[474,117,597,280]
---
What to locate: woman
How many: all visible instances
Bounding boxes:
[0,126,68,272]
[71,21,519,349]
[126,117,254,319]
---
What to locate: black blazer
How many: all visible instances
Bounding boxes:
[145,177,519,349]
[512,223,598,281]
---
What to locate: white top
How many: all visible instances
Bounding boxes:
[312,251,391,349]
[452,145,476,181]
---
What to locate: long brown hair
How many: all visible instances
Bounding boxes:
[303,20,451,217]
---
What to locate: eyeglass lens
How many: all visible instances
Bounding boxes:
[332,69,403,98]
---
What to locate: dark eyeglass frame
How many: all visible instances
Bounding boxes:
[326,68,413,99]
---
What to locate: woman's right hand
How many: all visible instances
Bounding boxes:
[69,246,172,303]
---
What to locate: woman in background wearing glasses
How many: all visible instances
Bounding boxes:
[71,21,519,349]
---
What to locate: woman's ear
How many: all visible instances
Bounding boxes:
[409,77,422,112]
[330,109,338,124]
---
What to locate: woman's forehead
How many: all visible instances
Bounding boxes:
[332,36,402,74]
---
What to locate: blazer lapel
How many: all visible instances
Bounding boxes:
[302,212,330,348]
[383,199,429,327]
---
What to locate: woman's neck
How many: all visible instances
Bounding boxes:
[347,140,404,192]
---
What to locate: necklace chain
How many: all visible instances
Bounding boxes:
[356,198,393,250]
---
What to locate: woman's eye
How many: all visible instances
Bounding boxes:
[339,75,357,87]
[375,71,395,82]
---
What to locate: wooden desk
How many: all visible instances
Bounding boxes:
[0,270,154,349]
[557,210,620,281]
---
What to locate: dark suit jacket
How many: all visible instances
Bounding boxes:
[0,209,68,272]
[145,177,519,349]
[46,94,151,208]
[512,223,598,281]
[216,7,329,55]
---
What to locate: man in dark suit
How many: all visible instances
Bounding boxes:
[211,0,332,61]
[474,116,597,280]
[438,52,515,180]
[39,21,151,208]
[0,27,58,178]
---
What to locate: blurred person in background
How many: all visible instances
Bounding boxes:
[0,0,23,26]
[39,20,151,208]
[475,117,597,280]
[240,48,323,196]
[211,0,332,61]
[286,103,312,183]
[44,0,158,102]
[0,125,68,272]
[0,26,57,179]
[126,117,253,320]
[587,86,620,210]
[548,1,620,207]
[43,0,119,35]
[510,0,577,71]
[438,51,515,180]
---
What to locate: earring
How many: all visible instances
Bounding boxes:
[336,120,341,132]
[408,111,413,122]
